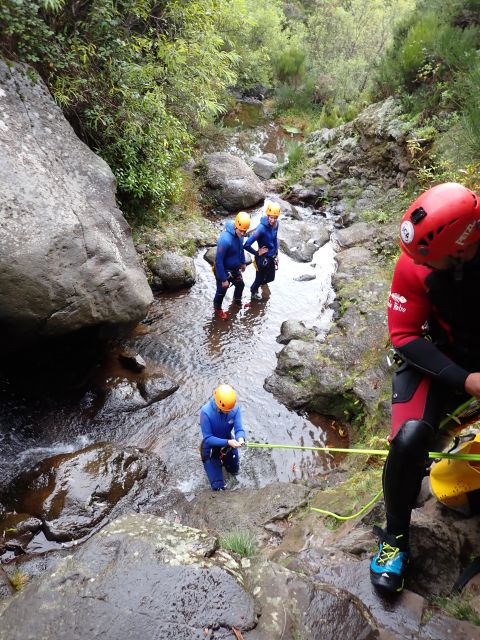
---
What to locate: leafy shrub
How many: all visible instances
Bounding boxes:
[0,0,287,223]
[274,80,318,113]
[375,1,480,116]
[274,45,306,87]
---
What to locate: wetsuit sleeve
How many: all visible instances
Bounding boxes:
[232,406,246,441]
[244,227,263,256]
[200,410,228,448]
[388,254,470,390]
[273,224,278,256]
[214,234,229,281]
[240,239,246,266]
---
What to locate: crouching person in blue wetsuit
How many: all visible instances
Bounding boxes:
[213,211,251,320]
[244,201,280,301]
[200,384,246,491]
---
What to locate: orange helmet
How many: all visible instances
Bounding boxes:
[235,212,251,232]
[214,384,236,412]
[399,183,480,261]
[265,201,281,218]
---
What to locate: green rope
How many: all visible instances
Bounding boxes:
[245,439,480,521]
[246,441,480,462]
[310,489,384,521]
[242,397,480,521]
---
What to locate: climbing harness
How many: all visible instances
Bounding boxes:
[199,441,232,464]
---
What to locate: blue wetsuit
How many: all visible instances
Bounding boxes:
[244,215,278,294]
[200,397,246,490]
[213,221,246,309]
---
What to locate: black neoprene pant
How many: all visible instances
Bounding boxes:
[384,363,469,543]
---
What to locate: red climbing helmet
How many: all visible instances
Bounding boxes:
[399,182,480,261]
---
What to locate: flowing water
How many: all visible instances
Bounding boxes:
[0,104,338,498]
[123,209,338,493]
[0,208,339,496]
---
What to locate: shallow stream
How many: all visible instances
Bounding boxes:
[0,208,340,498]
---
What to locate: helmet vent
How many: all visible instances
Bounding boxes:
[410,206,427,224]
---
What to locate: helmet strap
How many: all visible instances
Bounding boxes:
[448,256,465,282]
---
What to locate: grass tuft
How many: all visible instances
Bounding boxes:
[9,569,30,591]
[219,529,257,558]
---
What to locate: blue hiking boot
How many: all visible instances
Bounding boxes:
[370,525,409,593]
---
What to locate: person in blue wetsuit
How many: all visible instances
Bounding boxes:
[213,211,251,319]
[244,201,280,300]
[200,384,246,491]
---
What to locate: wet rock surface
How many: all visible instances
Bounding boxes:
[178,482,310,539]
[0,443,183,550]
[1,444,149,542]
[266,216,395,428]
[2,484,479,639]
[244,559,379,640]
[277,319,317,345]
[95,372,179,413]
[0,515,257,640]
[250,153,279,180]
[0,568,13,599]
[279,219,330,262]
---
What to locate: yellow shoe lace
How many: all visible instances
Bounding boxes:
[378,542,400,565]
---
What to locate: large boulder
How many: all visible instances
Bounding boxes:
[279,219,330,262]
[0,61,152,349]
[149,251,196,291]
[0,515,257,640]
[201,152,265,211]
[1,443,154,542]
[250,153,279,180]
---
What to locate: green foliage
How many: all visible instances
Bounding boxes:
[219,528,257,557]
[275,80,317,113]
[286,140,306,168]
[301,0,416,108]
[361,208,391,225]
[432,595,480,626]
[370,0,480,198]
[459,59,480,158]
[215,0,288,89]
[1,0,244,220]
[281,139,311,186]
[274,45,306,87]
[1,0,294,222]
[375,0,480,116]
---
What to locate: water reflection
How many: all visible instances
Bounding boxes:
[0,210,338,496]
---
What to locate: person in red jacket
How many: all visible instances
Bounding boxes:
[370,182,480,593]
